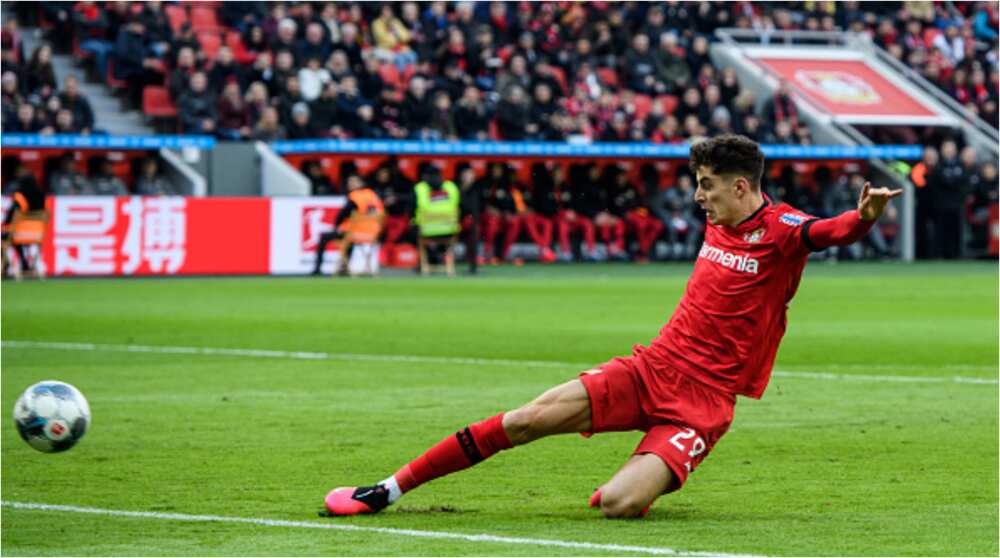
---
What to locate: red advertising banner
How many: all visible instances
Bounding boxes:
[752,56,943,124]
[37,197,271,276]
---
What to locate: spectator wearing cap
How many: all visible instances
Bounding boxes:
[209,46,244,94]
[287,102,319,139]
[298,56,331,102]
[178,72,217,135]
[216,80,251,140]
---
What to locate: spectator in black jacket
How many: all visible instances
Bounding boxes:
[297,22,332,65]
[25,44,57,98]
[622,34,657,94]
[303,159,336,196]
[400,76,433,138]
[966,161,998,256]
[178,72,217,134]
[523,162,559,262]
[555,164,598,261]
[208,46,244,94]
[926,140,969,259]
[114,19,162,108]
[168,46,198,101]
[286,102,319,139]
[58,75,94,133]
[495,84,529,140]
[454,85,489,140]
[6,103,45,133]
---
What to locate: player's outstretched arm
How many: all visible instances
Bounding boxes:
[802,182,903,250]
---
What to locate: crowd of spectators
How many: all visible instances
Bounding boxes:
[2,153,181,197]
[3,2,997,144]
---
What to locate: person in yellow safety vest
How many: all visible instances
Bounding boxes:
[413,165,460,276]
[311,174,385,276]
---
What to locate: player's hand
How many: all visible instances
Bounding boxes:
[857,181,903,222]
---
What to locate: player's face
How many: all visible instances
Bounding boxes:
[693,167,745,226]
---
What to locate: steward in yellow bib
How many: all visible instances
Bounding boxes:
[414,165,460,276]
[312,174,385,276]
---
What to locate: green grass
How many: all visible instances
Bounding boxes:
[1,262,997,556]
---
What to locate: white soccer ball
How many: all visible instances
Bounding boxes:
[13,381,91,453]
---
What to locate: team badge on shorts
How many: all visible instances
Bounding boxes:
[779,213,807,226]
[743,227,765,243]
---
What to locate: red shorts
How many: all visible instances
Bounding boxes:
[579,351,735,492]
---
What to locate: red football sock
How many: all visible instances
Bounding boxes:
[394,413,512,493]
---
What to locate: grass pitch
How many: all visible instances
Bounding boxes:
[1,262,997,556]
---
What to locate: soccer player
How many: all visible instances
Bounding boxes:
[324,135,902,518]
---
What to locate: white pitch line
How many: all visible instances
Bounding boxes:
[2,340,996,386]
[0,501,756,557]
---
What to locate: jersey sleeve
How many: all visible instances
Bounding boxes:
[771,206,875,256]
[769,206,819,257]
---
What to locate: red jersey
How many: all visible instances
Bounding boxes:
[643,200,866,399]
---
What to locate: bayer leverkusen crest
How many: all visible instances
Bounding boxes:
[743,227,765,243]
[793,70,881,106]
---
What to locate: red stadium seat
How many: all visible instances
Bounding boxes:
[546,66,568,95]
[165,4,188,33]
[190,6,223,33]
[401,64,417,87]
[597,68,619,89]
[106,60,127,91]
[226,31,256,64]
[378,63,402,90]
[142,86,178,118]
[632,94,653,120]
[197,32,223,61]
[657,95,679,115]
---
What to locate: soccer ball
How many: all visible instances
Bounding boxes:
[13,381,91,453]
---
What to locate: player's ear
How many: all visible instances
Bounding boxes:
[732,176,750,198]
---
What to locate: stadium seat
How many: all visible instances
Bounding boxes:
[597,68,619,89]
[165,4,188,33]
[142,86,178,118]
[197,32,223,61]
[190,6,223,33]
[657,95,679,115]
[546,66,568,95]
[632,94,653,120]
[378,63,403,90]
[106,60,127,92]
[401,64,417,87]
[225,31,256,64]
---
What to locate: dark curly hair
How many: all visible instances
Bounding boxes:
[688,134,765,191]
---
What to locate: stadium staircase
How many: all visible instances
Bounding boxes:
[22,28,154,136]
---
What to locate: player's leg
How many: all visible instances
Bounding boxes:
[324,378,592,515]
[590,453,674,518]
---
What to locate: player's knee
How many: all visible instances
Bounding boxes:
[502,406,540,445]
[600,490,647,519]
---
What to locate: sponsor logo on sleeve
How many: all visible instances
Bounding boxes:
[779,213,807,227]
